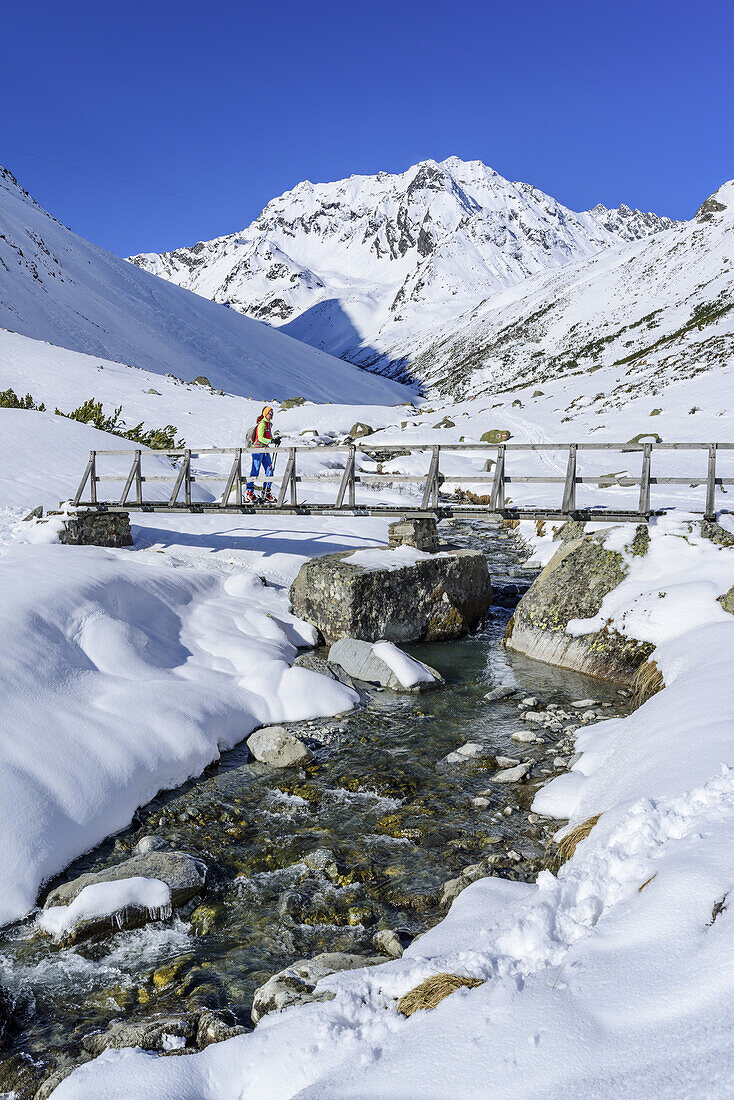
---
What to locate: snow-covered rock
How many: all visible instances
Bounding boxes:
[43,851,206,911]
[37,877,172,944]
[328,638,441,692]
[251,952,385,1024]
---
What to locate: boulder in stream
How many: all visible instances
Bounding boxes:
[251,951,385,1023]
[289,546,492,644]
[247,725,311,768]
[328,638,442,692]
[504,528,654,684]
[40,851,206,944]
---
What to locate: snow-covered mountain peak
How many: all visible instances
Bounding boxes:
[130,156,678,378]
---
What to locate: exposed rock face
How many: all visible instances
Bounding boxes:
[246,725,311,768]
[251,951,385,1024]
[328,638,442,692]
[56,509,133,548]
[41,851,206,942]
[504,530,654,684]
[289,548,492,644]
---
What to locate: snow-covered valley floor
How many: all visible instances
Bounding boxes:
[0,329,732,1098]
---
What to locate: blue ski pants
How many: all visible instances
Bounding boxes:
[247,451,273,491]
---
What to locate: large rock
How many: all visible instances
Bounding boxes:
[504,529,654,684]
[251,951,385,1024]
[329,638,442,692]
[41,851,206,943]
[290,547,492,643]
[246,725,311,767]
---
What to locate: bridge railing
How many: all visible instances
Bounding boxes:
[72,441,734,521]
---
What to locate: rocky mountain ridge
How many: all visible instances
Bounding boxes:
[129,157,678,379]
[409,181,734,405]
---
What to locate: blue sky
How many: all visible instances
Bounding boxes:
[2,0,732,255]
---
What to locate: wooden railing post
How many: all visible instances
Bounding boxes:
[169,450,190,505]
[336,445,356,508]
[562,443,577,514]
[290,448,298,506]
[184,449,192,507]
[89,451,97,505]
[638,443,652,515]
[221,448,242,506]
[705,443,718,519]
[276,447,298,507]
[73,450,95,506]
[421,446,440,510]
[134,450,143,505]
[490,445,505,511]
[119,449,142,506]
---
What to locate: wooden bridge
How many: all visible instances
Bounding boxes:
[72,441,732,523]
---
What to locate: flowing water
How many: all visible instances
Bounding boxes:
[0,522,633,1082]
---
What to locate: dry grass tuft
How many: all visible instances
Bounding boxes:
[397,973,484,1017]
[502,518,520,530]
[554,814,601,866]
[633,659,664,706]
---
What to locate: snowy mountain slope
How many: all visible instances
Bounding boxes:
[410,180,734,404]
[0,166,410,405]
[129,157,676,377]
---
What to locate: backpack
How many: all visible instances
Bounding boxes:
[245,424,257,447]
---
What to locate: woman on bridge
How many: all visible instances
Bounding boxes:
[246,405,280,503]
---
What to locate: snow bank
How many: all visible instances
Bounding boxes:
[38,878,171,940]
[0,543,357,926]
